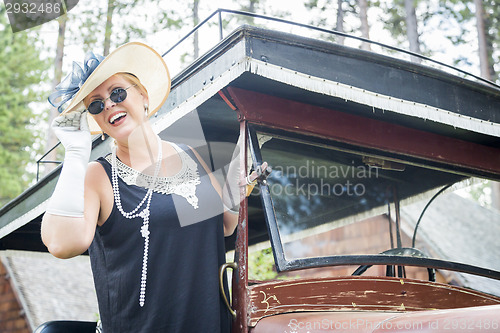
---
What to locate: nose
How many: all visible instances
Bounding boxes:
[103,96,116,110]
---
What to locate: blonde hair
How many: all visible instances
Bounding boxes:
[116,73,148,96]
[83,73,148,107]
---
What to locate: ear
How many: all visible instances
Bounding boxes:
[142,94,149,107]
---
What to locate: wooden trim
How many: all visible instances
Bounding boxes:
[232,121,249,332]
[228,87,500,178]
[247,276,500,327]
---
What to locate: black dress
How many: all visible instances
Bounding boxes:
[88,143,232,333]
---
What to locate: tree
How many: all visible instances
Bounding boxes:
[336,0,346,45]
[404,0,422,62]
[43,15,67,177]
[382,0,428,61]
[473,0,500,211]
[240,0,262,14]
[64,0,182,56]
[437,0,498,81]
[471,0,499,81]
[193,0,200,59]
[474,0,489,79]
[359,0,371,50]
[103,0,115,56]
[0,9,49,205]
[477,0,499,81]
[232,0,266,25]
[305,0,364,45]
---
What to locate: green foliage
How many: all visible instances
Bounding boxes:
[65,0,184,55]
[462,179,492,208]
[483,0,500,81]
[438,0,499,82]
[304,0,363,43]
[380,0,432,51]
[383,2,407,39]
[0,9,49,205]
[228,0,273,26]
[248,247,278,280]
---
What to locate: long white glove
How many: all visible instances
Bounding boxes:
[45,111,92,217]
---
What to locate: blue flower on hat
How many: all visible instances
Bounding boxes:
[48,51,105,113]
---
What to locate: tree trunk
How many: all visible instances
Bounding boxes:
[336,0,345,45]
[43,15,67,177]
[475,0,500,211]
[358,0,371,50]
[248,0,257,12]
[103,0,115,56]
[193,0,200,60]
[475,0,490,79]
[404,0,422,63]
[474,0,496,79]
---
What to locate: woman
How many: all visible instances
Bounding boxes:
[42,42,251,332]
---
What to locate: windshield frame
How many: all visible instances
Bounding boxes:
[247,123,500,281]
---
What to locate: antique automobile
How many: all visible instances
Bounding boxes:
[1,10,500,333]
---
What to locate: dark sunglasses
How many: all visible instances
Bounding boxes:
[87,84,137,115]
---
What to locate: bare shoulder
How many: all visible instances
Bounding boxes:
[85,160,108,189]
[87,160,107,176]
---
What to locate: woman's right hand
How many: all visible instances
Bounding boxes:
[51,110,92,153]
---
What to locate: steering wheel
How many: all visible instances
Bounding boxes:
[351,247,436,281]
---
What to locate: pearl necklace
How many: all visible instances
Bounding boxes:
[111,136,162,307]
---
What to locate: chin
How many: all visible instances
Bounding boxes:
[110,123,146,143]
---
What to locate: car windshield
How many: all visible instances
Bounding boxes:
[250,129,500,285]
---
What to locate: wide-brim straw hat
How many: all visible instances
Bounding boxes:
[56,42,170,134]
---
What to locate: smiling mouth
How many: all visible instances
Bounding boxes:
[109,112,127,125]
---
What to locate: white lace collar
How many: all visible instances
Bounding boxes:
[105,143,201,209]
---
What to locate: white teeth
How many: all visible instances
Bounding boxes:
[109,112,126,124]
